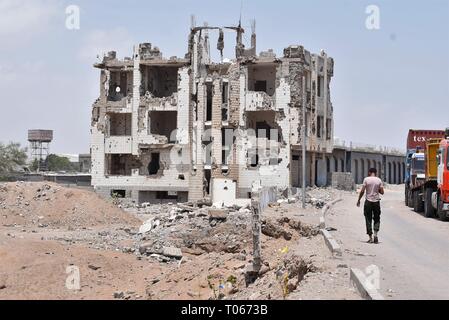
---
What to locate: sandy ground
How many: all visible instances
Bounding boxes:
[326,184,449,299]
[0,182,360,300]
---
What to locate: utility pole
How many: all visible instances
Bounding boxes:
[302,76,307,209]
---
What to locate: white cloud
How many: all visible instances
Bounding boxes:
[0,0,60,38]
[78,27,135,62]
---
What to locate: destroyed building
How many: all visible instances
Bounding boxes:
[90,22,334,206]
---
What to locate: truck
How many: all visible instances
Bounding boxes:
[405,128,449,221]
[405,129,445,207]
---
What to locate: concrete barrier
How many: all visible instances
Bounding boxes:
[320,229,342,257]
[318,197,342,229]
[350,268,384,300]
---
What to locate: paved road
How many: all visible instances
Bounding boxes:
[327,185,449,299]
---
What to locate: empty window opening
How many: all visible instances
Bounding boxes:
[178,174,185,180]
[109,113,132,136]
[157,191,178,200]
[111,190,126,198]
[249,153,259,167]
[149,111,177,142]
[317,76,324,97]
[221,82,229,121]
[247,64,277,96]
[317,116,323,138]
[203,128,213,166]
[204,169,211,195]
[108,71,132,101]
[246,111,281,142]
[221,128,234,165]
[326,119,332,140]
[204,142,212,166]
[148,153,161,175]
[106,154,139,176]
[138,191,187,204]
[140,65,179,98]
[194,82,199,121]
[206,82,213,122]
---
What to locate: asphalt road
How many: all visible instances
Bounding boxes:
[327,185,449,300]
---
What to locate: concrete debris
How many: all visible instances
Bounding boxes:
[162,246,183,259]
[261,217,319,240]
[261,219,292,240]
[138,218,154,234]
[208,209,228,220]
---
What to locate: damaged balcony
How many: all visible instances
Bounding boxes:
[105,113,133,154]
[245,110,283,169]
[147,110,178,145]
[105,154,141,177]
[139,63,183,109]
[106,69,133,109]
[245,62,278,111]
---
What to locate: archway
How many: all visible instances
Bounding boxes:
[388,163,392,184]
[378,161,382,179]
[393,162,397,184]
[361,159,365,182]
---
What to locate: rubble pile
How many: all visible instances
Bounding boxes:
[295,187,342,209]
[0,182,140,229]
[132,203,253,263]
[261,216,320,240]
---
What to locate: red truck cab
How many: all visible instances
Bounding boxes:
[437,136,449,215]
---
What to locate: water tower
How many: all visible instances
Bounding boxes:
[28,130,53,171]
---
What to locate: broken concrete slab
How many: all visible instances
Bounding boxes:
[138,218,153,234]
[162,246,183,259]
[208,209,229,220]
[320,229,342,257]
[350,268,384,300]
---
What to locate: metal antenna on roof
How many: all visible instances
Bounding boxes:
[239,0,244,26]
[190,14,196,30]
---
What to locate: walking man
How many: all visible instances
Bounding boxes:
[357,168,385,243]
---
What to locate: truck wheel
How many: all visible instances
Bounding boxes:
[408,190,414,208]
[424,188,436,218]
[413,191,424,213]
[405,187,409,206]
[437,197,449,221]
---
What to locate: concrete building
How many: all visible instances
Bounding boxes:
[90,22,339,205]
[331,140,405,185]
[79,154,92,173]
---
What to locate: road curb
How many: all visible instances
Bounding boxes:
[320,229,342,257]
[320,198,343,228]
[318,197,343,257]
[350,268,385,300]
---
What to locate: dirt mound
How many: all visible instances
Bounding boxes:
[0,182,140,229]
[261,217,319,240]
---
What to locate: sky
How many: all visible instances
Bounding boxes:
[0,0,448,154]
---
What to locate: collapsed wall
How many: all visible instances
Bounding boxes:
[90,23,335,205]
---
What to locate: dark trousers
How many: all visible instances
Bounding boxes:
[364,201,381,235]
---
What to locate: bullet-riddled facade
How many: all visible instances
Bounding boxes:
[90,23,334,205]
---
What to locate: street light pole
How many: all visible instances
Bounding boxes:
[302,76,307,209]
